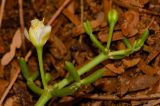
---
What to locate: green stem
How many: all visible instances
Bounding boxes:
[123,38,132,49]
[107,23,114,49]
[83,21,107,53]
[90,33,107,53]
[36,46,47,89]
[81,69,105,85]
[109,49,132,56]
[54,52,108,89]
[35,89,52,106]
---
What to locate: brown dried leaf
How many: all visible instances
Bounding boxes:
[105,63,124,74]
[119,74,159,96]
[119,10,139,37]
[1,28,22,66]
[143,45,153,52]
[122,57,140,68]
[12,28,22,48]
[138,61,158,76]
[128,75,159,92]
[1,47,15,66]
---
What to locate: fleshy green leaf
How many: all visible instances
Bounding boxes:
[65,61,80,82]
[18,57,29,79]
[133,29,149,52]
[83,20,93,35]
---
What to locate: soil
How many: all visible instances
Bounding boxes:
[0,0,160,106]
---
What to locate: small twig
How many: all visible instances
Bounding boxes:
[47,0,71,25]
[24,49,33,62]
[18,0,24,33]
[82,93,160,101]
[0,0,6,28]
[80,0,84,23]
[18,0,26,54]
[79,0,84,43]
[0,61,20,105]
[146,17,155,30]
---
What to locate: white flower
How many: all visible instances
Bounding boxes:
[24,19,51,47]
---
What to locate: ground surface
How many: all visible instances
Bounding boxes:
[0,0,160,106]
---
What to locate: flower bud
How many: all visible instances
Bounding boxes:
[108,9,118,26]
[25,19,51,47]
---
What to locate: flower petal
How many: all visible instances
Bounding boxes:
[24,28,30,41]
[39,25,51,45]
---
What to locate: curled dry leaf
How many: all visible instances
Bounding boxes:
[122,57,140,68]
[1,28,22,66]
[119,10,139,37]
[12,29,22,48]
[105,63,124,74]
[1,48,15,66]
